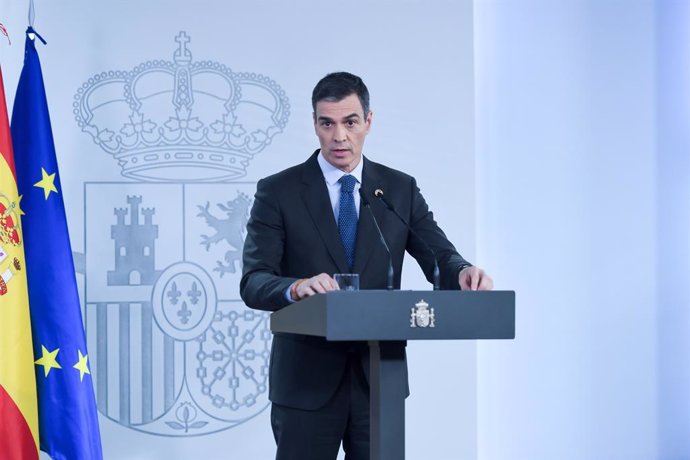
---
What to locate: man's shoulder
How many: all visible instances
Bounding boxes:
[364,157,415,184]
[257,151,318,186]
[259,162,304,184]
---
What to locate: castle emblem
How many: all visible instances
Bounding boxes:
[410,299,435,328]
[108,196,161,286]
[74,32,289,437]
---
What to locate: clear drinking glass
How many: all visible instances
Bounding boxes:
[333,273,359,291]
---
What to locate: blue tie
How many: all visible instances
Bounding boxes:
[338,174,358,271]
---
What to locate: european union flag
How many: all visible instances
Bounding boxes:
[12,28,103,460]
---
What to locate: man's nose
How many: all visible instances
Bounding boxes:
[334,124,347,142]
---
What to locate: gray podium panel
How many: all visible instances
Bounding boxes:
[269,290,516,460]
[270,290,515,341]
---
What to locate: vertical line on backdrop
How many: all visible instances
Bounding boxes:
[118,303,130,425]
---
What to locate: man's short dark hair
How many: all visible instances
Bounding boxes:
[312,72,370,117]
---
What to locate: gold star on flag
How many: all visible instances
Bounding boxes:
[3,195,25,217]
[13,195,25,216]
[35,345,62,377]
[34,167,58,200]
[73,350,91,382]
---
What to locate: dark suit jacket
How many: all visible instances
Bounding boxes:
[240,150,470,410]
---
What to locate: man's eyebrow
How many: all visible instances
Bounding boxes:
[316,113,362,123]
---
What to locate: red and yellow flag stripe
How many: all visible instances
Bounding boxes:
[0,65,39,459]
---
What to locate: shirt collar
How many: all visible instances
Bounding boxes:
[317,151,364,186]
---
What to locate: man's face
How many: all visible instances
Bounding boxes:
[314,93,372,173]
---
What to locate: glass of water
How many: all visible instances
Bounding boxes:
[333,273,359,291]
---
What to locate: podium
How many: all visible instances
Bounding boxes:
[270,290,515,460]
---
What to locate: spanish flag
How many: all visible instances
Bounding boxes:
[0,63,40,458]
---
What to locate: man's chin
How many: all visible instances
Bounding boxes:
[324,153,356,170]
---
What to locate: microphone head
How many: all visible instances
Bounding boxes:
[374,189,384,197]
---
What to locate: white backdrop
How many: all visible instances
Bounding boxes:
[0,1,478,459]
[474,1,689,459]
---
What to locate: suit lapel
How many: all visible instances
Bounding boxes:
[300,152,350,273]
[353,158,387,275]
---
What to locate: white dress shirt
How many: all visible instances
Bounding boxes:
[317,152,363,220]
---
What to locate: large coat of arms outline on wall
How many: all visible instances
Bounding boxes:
[72,31,290,437]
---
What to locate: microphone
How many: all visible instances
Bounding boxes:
[374,189,441,290]
[359,188,394,290]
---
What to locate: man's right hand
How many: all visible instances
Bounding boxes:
[292,273,340,301]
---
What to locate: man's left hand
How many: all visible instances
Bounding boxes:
[459,266,493,291]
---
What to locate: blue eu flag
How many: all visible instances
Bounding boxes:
[12,28,103,460]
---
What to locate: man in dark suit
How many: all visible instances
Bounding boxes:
[240,72,493,460]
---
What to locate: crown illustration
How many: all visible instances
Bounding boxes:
[73,32,290,182]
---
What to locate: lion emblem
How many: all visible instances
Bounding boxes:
[197,192,252,276]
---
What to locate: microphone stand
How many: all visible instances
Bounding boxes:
[374,189,441,290]
[359,188,394,290]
